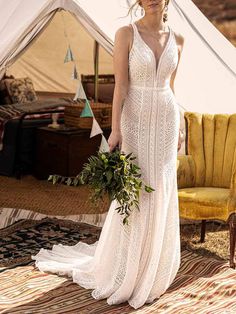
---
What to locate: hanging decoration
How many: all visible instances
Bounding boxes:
[64,45,74,63]
[99,134,110,152]
[72,64,78,80]
[80,99,94,118]
[74,81,104,142]
[73,82,87,100]
[62,11,109,152]
[90,117,103,138]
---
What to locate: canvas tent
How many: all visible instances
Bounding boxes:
[0,0,235,113]
[7,10,114,93]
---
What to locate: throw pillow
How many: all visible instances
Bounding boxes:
[4,77,38,103]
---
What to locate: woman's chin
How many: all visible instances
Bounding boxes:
[147,7,160,15]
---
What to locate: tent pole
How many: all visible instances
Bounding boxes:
[94,41,99,103]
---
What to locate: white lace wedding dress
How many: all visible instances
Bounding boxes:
[32,22,181,309]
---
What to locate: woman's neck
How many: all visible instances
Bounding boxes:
[140,14,165,32]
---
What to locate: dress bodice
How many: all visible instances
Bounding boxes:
[128,22,179,89]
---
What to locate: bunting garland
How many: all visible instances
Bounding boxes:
[62,11,110,151]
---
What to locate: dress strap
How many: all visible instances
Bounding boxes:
[131,22,138,35]
[129,22,137,40]
[168,25,176,47]
[168,25,173,38]
[167,25,172,43]
[128,23,138,51]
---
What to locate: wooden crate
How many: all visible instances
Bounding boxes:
[34,127,111,179]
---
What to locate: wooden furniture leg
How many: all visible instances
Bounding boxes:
[229,213,236,269]
[200,219,206,243]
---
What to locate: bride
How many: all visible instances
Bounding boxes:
[32,0,185,309]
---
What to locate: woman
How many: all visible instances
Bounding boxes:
[32,0,185,309]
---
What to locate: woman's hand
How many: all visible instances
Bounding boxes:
[177,128,185,152]
[178,137,182,151]
[108,130,122,152]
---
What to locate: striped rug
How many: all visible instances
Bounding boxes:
[0,250,235,313]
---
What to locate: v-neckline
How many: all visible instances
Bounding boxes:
[133,22,171,77]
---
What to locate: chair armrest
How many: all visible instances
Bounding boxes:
[177,155,196,188]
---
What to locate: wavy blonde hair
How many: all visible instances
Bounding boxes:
[126,0,140,17]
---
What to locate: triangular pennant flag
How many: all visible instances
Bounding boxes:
[90,117,103,138]
[64,45,74,63]
[99,134,110,153]
[73,81,87,100]
[80,99,94,117]
[72,64,78,80]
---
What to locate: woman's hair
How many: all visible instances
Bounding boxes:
[126,0,141,17]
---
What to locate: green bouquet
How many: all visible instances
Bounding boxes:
[48,148,155,225]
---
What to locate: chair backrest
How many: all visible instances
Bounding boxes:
[185,112,236,188]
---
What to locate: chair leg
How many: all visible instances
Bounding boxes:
[200,220,206,243]
[229,214,236,269]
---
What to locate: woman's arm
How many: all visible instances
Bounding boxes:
[111,26,131,131]
[170,32,184,94]
[108,26,132,152]
[170,32,185,151]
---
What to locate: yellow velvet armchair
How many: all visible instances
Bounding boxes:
[177,112,236,268]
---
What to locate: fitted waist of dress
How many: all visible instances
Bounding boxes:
[129,84,171,91]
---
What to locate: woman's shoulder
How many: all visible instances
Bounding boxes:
[114,25,133,51]
[115,25,133,39]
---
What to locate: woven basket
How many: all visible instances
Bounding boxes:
[64,102,112,129]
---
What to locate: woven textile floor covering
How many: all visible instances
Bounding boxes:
[0,219,236,313]
[0,175,109,229]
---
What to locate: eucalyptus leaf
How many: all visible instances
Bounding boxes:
[145,185,155,193]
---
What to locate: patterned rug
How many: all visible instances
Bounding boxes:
[0,218,230,269]
[0,218,101,268]
[0,219,236,313]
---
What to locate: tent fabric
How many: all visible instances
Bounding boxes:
[169,0,236,114]
[8,11,113,93]
[0,0,114,93]
[0,0,235,114]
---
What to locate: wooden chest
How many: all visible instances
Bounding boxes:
[34,126,111,179]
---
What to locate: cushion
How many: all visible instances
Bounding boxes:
[0,75,14,105]
[178,187,230,221]
[4,77,38,104]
